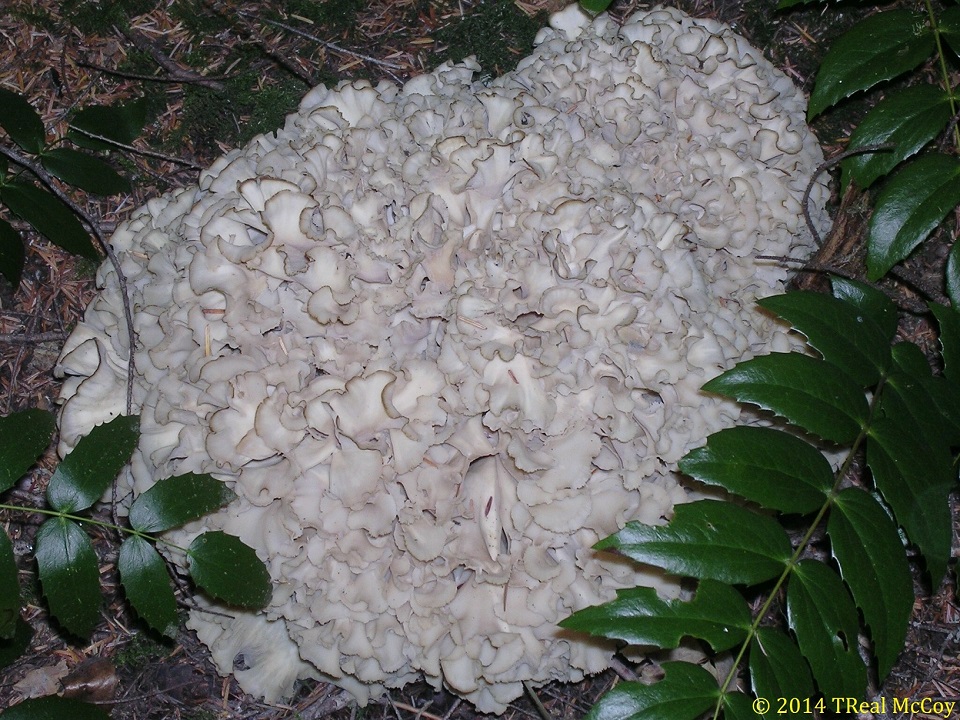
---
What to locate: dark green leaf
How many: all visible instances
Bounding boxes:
[930,303,960,381]
[35,518,101,638]
[596,500,791,585]
[0,181,98,259]
[867,154,960,280]
[750,627,815,706]
[561,579,750,652]
[947,241,960,309]
[841,84,952,191]
[679,426,831,515]
[0,408,55,493]
[129,473,236,533]
[0,529,18,639]
[579,0,614,12]
[830,277,898,341]
[759,291,891,385]
[829,488,912,678]
[39,148,130,196]
[584,662,719,720]
[703,354,868,445]
[0,695,111,720]
[884,342,959,448]
[786,560,867,701]
[47,414,139,513]
[0,88,46,154]
[0,617,32,668]
[118,536,178,637]
[188,531,271,609]
[68,97,149,151]
[0,217,24,288]
[808,11,934,119]
[867,416,953,584]
[938,7,960,53]
[777,0,818,9]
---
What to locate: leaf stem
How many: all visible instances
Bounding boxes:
[925,0,960,147]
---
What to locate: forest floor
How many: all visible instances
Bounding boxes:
[0,0,958,718]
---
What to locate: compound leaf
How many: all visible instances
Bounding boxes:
[749,627,815,705]
[759,291,891,385]
[841,84,952,191]
[808,10,934,119]
[0,695,110,720]
[0,529,18,639]
[867,153,960,280]
[829,488,912,678]
[0,216,24,288]
[703,354,868,444]
[584,662,719,720]
[187,531,271,609]
[47,414,139,513]
[560,579,750,652]
[0,408,54,493]
[679,426,831,515]
[35,518,101,638]
[0,181,98,259]
[118,536,178,638]
[787,560,867,701]
[596,500,791,585]
[40,148,130,196]
[129,472,236,533]
[0,88,45,154]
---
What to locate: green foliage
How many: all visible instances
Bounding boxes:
[565,280,958,719]
[0,412,272,657]
[0,90,149,286]
[782,0,960,281]
[0,695,110,720]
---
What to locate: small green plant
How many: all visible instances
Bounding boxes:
[562,278,959,718]
[0,89,148,288]
[0,412,272,717]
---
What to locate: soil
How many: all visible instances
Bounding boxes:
[1,1,958,719]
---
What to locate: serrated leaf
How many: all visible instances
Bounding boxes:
[187,531,271,609]
[0,217,24,288]
[0,617,32,668]
[39,148,130,196]
[867,416,953,584]
[829,488,912,678]
[561,579,750,652]
[948,241,960,308]
[0,181,98,259]
[750,627,815,706]
[584,662,719,720]
[703,354,868,445]
[596,500,791,585]
[679,426,831,515]
[0,88,46,154]
[0,408,55,493]
[808,11,934,119]
[930,303,960,380]
[884,342,959,448]
[759,292,891,385]
[129,472,236,533]
[47,414,139,513]
[840,84,952,191]
[35,518,101,638]
[68,97,149,151]
[0,695,111,720]
[118,536,178,637]
[0,529,19,639]
[786,560,867,701]
[867,153,960,280]
[830,276,898,341]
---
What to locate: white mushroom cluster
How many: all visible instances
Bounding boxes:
[56,4,828,713]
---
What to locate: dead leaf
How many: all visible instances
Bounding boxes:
[13,660,69,698]
[61,657,118,704]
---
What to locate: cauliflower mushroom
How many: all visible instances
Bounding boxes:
[57,4,829,714]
